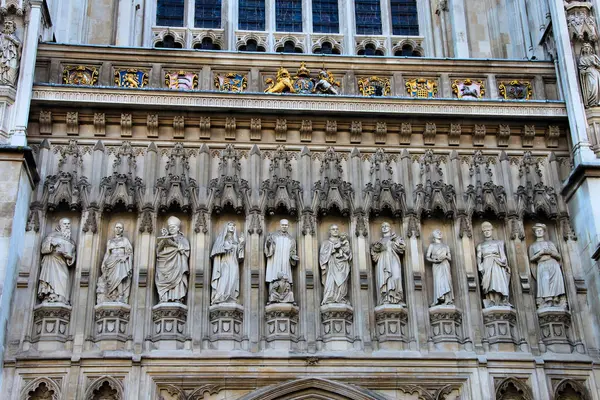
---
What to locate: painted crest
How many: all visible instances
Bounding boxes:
[292,62,315,94]
[214,72,248,92]
[358,76,391,96]
[405,78,438,98]
[114,68,149,88]
[452,78,485,99]
[499,80,533,100]
[165,70,198,90]
[62,65,99,86]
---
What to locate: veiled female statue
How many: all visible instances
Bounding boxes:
[97,222,133,304]
[426,229,454,306]
[210,221,245,305]
[579,42,600,107]
[155,216,189,303]
[371,222,406,306]
[320,224,351,305]
[477,222,511,308]
[529,223,567,309]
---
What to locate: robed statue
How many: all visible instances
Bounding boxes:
[38,218,77,304]
[579,42,600,108]
[155,216,189,303]
[477,221,511,308]
[96,222,133,304]
[529,223,567,309]
[426,229,454,306]
[320,224,351,305]
[371,222,406,305]
[265,219,299,300]
[210,221,245,304]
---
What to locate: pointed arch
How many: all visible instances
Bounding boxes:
[555,379,592,400]
[21,377,61,400]
[495,377,534,400]
[238,378,387,400]
[84,376,124,400]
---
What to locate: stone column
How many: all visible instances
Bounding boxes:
[115,0,134,46]
[448,0,469,58]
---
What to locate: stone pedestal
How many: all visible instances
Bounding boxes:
[151,302,188,350]
[374,304,409,350]
[32,302,72,351]
[429,305,462,351]
[537,307,573,353]
[320,303,354,351]
[209,303,244,350]
[265,303,299,350]
[94,302,131,349]
[482,306,517,352]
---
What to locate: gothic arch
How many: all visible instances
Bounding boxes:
[84,376,124,399]
[238,378,387,400]
[495,377,534,400]
[21,377,61,400]
[554,379,591,400]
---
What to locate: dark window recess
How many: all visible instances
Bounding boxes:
[276,0,303,32]
[239,0,266,30]
[391,0,419,36]
[312,0,339,33]
[313,41,340,54]
[277,40,303,53]
[194,37,221,50]
[155,34,183,48]
[355,0,382,35]
[239,39,266,52]
[358,43,384,56]
[156,0,185,27]
[195,0,222,28]
[394,44,421,56]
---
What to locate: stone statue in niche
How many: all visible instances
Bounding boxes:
[265,219,299,303]
[371,222,406,305]
[268,272,295,304]
[578,42,600,108]
[0,19,21,86]
[477,222,511,308]
[529,223,568,309]
[96,222,133,304]
[155,216,189,303]
[320,224,352,305]
[38,218,77,304]
[426,229,454,306]
[210,221,245,305]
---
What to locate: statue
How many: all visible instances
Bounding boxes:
[313,70,340,95]
[265,219,299,302]
[320,224,351,305]
[0,19,20,86]
[578,42,600,107]
[529,223,567,309]
[371,222,406,305]
[264,67,296,94]
[426,229,454,306]
[210,221,245,305]
[38,218,77,304]
[96,222,133,304]
[268,272,295,304]
[476,222,511,308]
[155,216,189,303]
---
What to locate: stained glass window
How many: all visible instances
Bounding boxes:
[156,0,185,27]
[194,0,222,28]
[355,0,382,35]
[391,0,419,36]
[276,0,303,32]
[313,0,339,33]
[239,0,266,30]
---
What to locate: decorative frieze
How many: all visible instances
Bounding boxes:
[325,120,337,142]
[93,112,105,136]
[300,119,312,142]
[374,121,386,144]
[250,118,261,140]
[448,123,461,146]
[120,113,132,137]
[199,116,211,139]
[39,110,52,135]
[522,125,535,147]
[423,122,436,145]
[275,118,287,141]
[350,120,362,143]
[400,122,412,144]
[473,124,486,146]
[66,111,78,135]
[546,125,560,148]
[497,124,510,146]
[173,115,185,139]
[147,114,158,138]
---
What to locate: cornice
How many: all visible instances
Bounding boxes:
[31,85,568,119]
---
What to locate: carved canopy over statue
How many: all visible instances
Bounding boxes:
[371,222,406,306]
[477,222,511,308]
[529,223,567,309]
[38,218,77,304]
[210,221,245,305]
[320,224,352,305]
[155,216,190,303]
[96,222,133,305]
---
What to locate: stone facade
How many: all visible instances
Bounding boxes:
[1,1,600,399]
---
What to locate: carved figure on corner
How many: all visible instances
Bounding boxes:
[578,42,600,108]
[265,219,299,302]
[210,221,245,305]
[0,19,21,86]
[38,218,77,304]
[96,222,133,304]
[426,229,454,306]
[529,223,568,309]
[371,222,406,305]
[268,272,295,304]
[155,216,189,303]
[477,222,511,308]
[320,224,351,305]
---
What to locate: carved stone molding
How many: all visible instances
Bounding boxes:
[495,377,534,400]
[84,376,124,400]
[31,303,72,348]
[156,143,198,213]
[482,306,517,352]
[261,146,301,216]
[320,303,354,350]
[537,307,573,353]
[374,304,409,350]
[209,145,249,214]
[313,147,353,216]
[209,303,243,350]
[265,303,299,350]
[429,305,462,351]
[151,303,188,349]
[94,303,130,343]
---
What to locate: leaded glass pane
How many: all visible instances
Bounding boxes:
[355,0,382,35]
[156,0,185,27]
[313,0,339,33]
[194,0,222,28]
[239,0,266,30]
[276,0,303,32]
[391,0,419,36]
